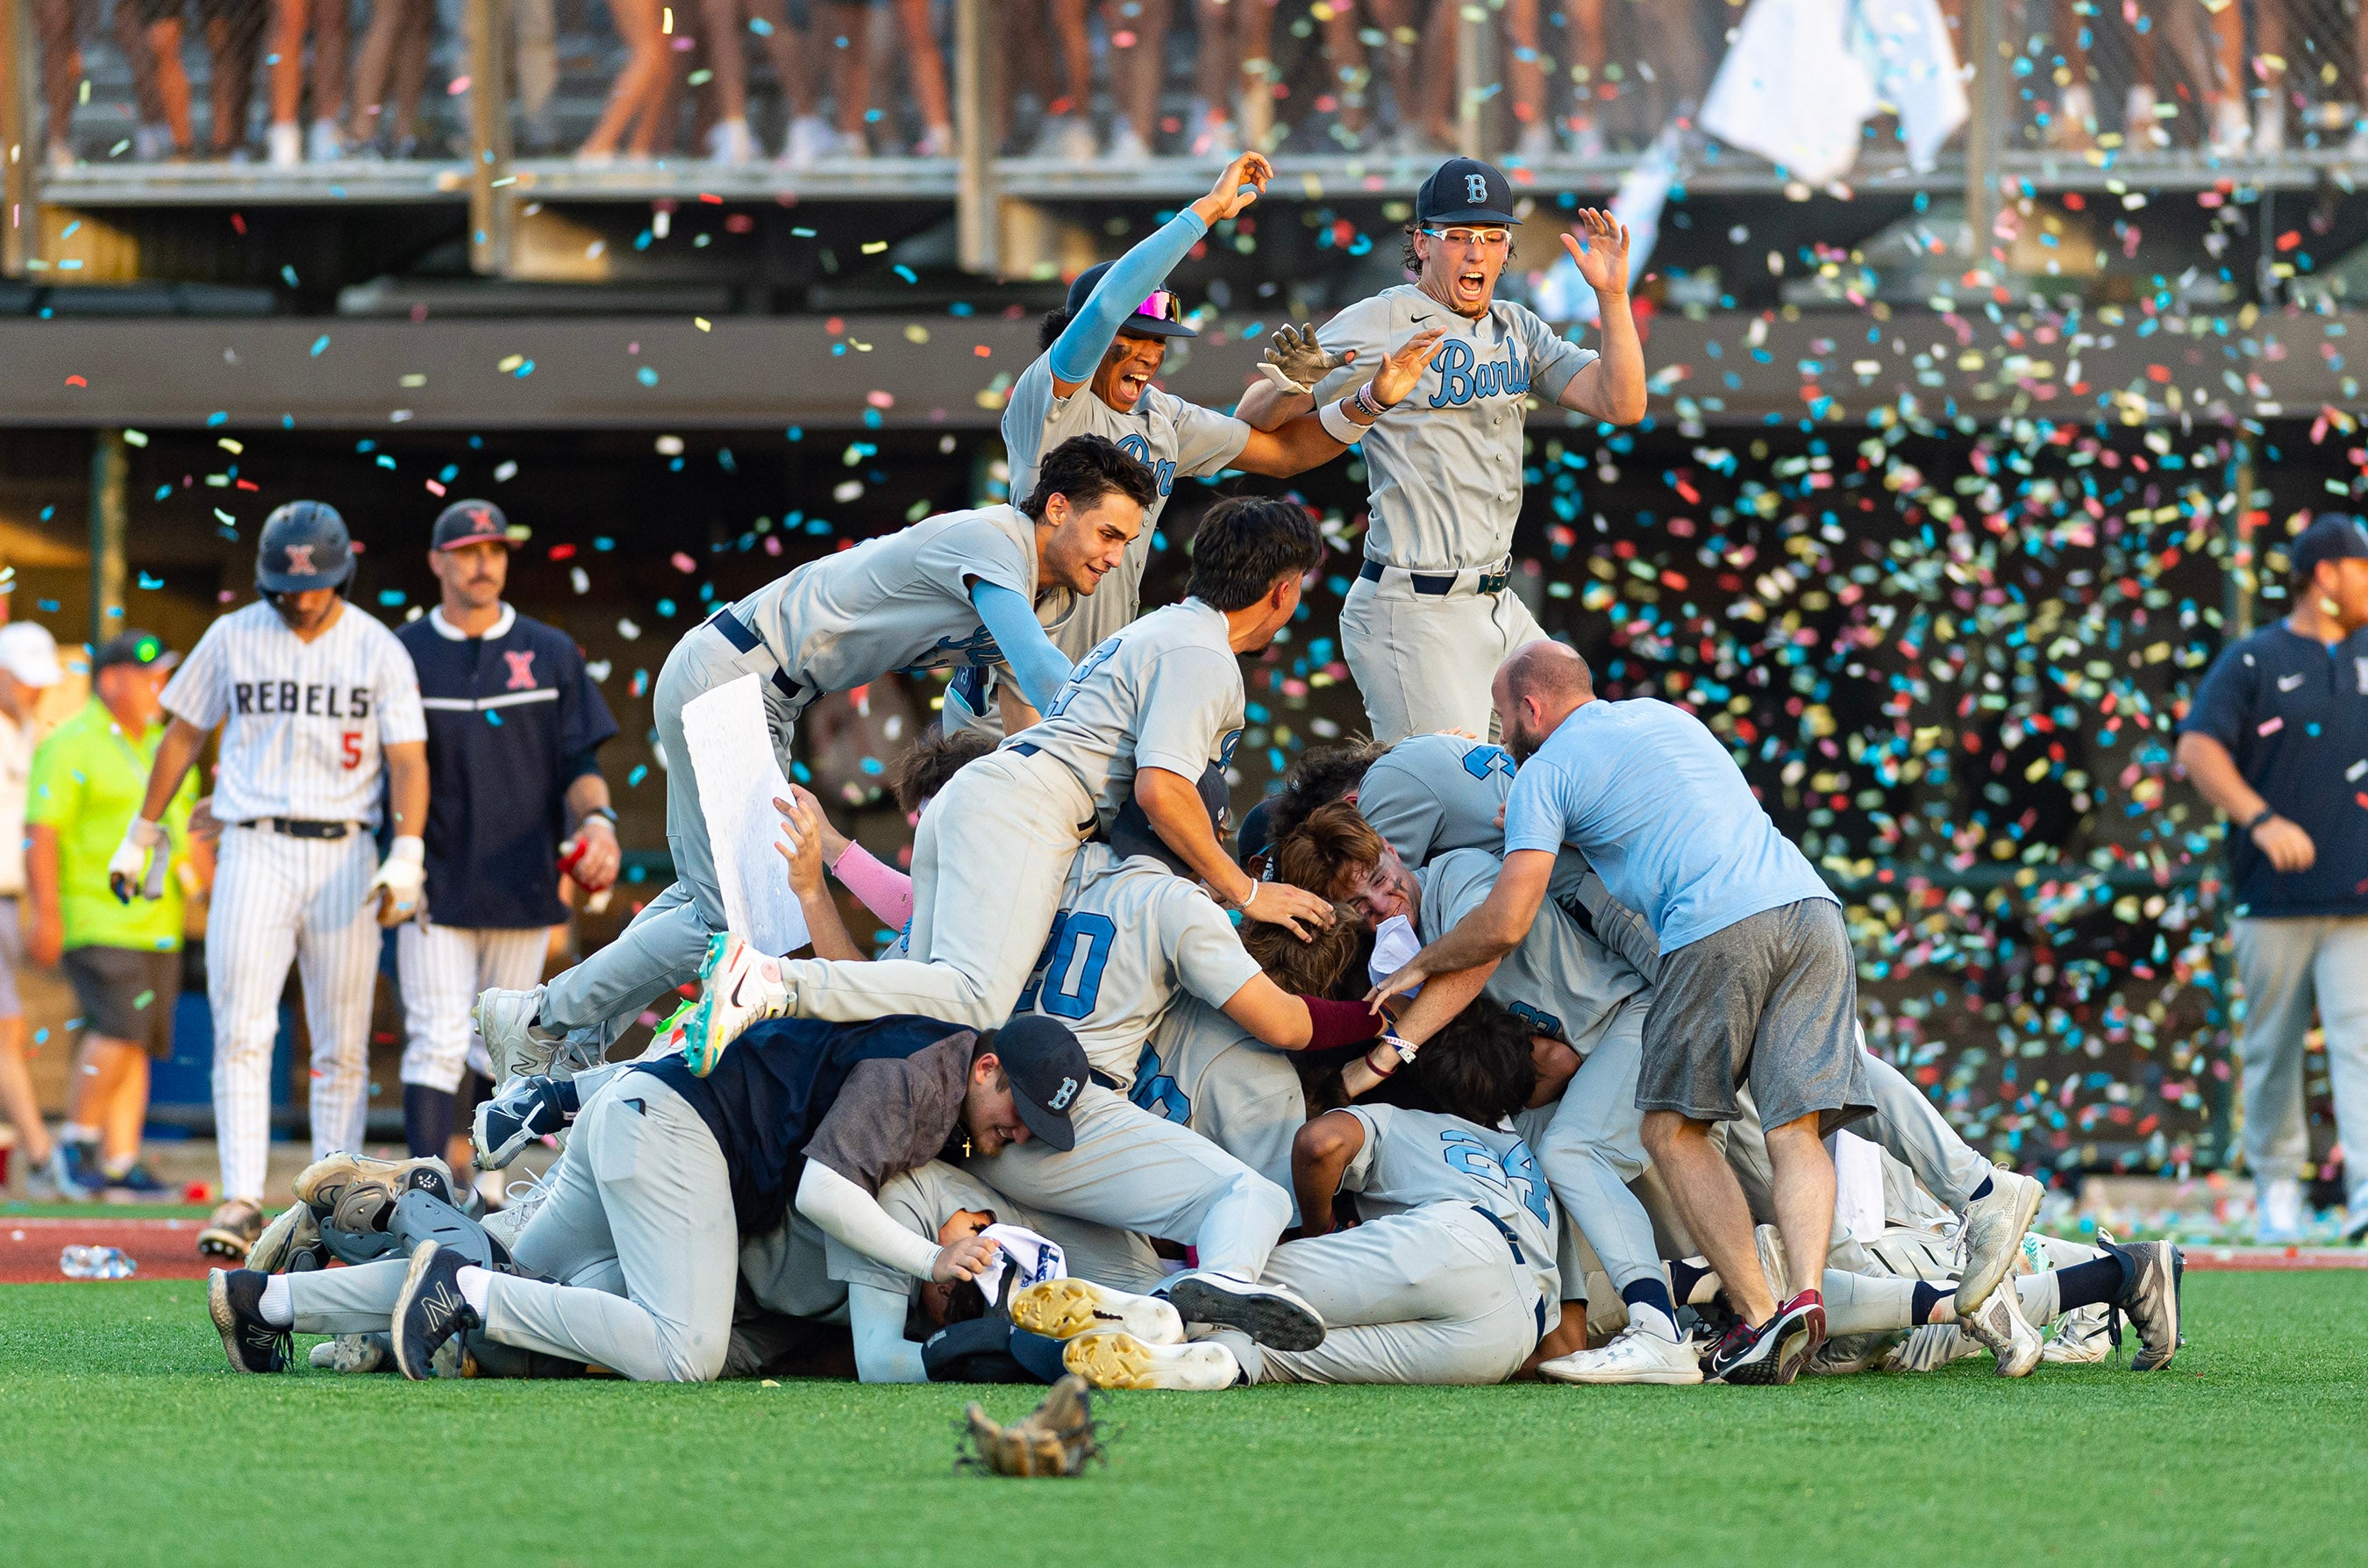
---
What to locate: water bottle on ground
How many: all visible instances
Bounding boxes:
[59,1245,138,1279]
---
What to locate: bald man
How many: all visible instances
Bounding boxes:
[1369,643,1871,1387]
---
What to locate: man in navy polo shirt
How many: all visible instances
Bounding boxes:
[2179,513,2368,1244]
[394,500,621,1180]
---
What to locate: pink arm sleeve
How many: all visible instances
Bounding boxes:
[830,841,914,930]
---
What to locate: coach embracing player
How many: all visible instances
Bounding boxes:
[394,501,620,1179]
[117,502,430,1259]
[1237,158,1648,743]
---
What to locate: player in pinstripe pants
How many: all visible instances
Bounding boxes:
[115,503,431,1258]
[394,501,619,1181]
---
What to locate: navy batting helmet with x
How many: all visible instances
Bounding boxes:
[256,500,356,595]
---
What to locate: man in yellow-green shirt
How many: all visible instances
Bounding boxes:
[25,631,209,1196]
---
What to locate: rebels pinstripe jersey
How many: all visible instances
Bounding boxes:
[161,599,426,826]
[397,603,617,928]
[1011,840,1261,1087]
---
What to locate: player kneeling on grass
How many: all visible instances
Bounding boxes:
[207,1013,1086,1381]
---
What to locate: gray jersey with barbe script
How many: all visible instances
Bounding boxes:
[727,503,1059,702]
[1340,1103,1560,1308]
[1416,846,1648,1056]
[1129,994,1305,1198]
[1002,597,1245,831]
[1313,285,1595,572]
[1011,841,1263,1087]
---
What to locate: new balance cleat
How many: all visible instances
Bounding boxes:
[1161,1272,1325,1351]
[311,1332,393,1372]
[208,1268,289,1373]
[1955,1168,2044,1311]
[476,987,567,1084]
[2106,1238,2182,1371]
[473,1073,577,1170]
[1537,1319,1703,1385]
[247,1202,327,1274]
[1063,1330,1240,1391]
[1009,1278,1186,1345]
[1958,1273,2043,1377]
[685,934,792,1075]
[197,1199,265,1260]
[392,1241,480,1381]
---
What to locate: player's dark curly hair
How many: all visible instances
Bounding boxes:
[1241,903,1363,998]
[1183,496,1324,612]
[1414,1000,1538,1128]
[1038,307,1073,352]
[889,726,997,813]
[1401,224,1518,276]
[1020,433,1161,523]
[1269,740,1388,845]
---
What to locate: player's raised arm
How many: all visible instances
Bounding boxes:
[1553,208,1648,425]
[1228,327,1446,477]
[1045,151,1271,398]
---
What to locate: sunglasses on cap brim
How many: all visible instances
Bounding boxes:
[1122,290,1197,339]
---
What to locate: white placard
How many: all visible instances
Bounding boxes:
[1831,1129,1885,1244]
[678,673,810,959]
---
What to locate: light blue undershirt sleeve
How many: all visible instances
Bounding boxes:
[1045,208,1212,383]
[969,580,1073,712]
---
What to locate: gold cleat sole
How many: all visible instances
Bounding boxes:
[1063,1331,1159,1390]
[1009,1279,1107,1340]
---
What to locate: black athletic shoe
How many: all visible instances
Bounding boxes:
[472,1073,577,1171]
[392,1241,481,1381]
[1160,1273,1326,1351]
[2105,1239,2183,1371]
[208,1268,290,1374]
[1708,1291,1825,1386]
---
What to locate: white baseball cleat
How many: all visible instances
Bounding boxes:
[1009,1278,1185,1346]
[1062,1331,1241,1391]
[1957,1275,2043,1377]
[1881,1321,1982,1373]
[311,1332,393,1372]
[2042,1303,2114,1365]
[1536,1319,1703,1386]
[1955,1168,2043,1312]
[684,933,792,1075]
[476,987,567,1084]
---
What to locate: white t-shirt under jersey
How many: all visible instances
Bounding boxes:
[161,600,427,826]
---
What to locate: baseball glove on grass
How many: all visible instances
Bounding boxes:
[956,1374,1108,1478]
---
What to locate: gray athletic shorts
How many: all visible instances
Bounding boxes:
[1637,897,1872,1136]
[0,897,19,1018]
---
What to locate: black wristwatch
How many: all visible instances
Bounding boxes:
[2243,807,2276,834]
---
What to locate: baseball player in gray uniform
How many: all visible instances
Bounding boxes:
[475,438,1153,1077]
[119,502,430,1260]
[1222,1011,1559,1385]
[689,497,1336,1052]
[1235,160,1647,742]
[950,153,1444,738]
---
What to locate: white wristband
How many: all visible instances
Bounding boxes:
[1238,880,1259,915]
[1317,396,1368,445]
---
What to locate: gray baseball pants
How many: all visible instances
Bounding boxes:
[1231,1205,1541,1385]
[2231,915,2368,1211]
[963,1084,1291,1284]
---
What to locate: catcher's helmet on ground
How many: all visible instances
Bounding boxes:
[257,500,356,594]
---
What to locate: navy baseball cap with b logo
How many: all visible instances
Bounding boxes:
[988,1015,1090,1151]
[1416,157,1520,226]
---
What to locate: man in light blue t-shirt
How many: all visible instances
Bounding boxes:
[1369,640,1872,1387]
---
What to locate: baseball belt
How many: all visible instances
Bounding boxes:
[246,818,353,840]
[705,607,808,704]
[1358,559,1512,596]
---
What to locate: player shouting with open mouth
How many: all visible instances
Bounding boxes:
[1235,158,1648,743]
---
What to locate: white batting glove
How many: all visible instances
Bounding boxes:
[108,817,171,904]
[1259,323,1350,393]
[367,835,427,925]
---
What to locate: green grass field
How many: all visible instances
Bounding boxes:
[5,1273,2364,1568]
